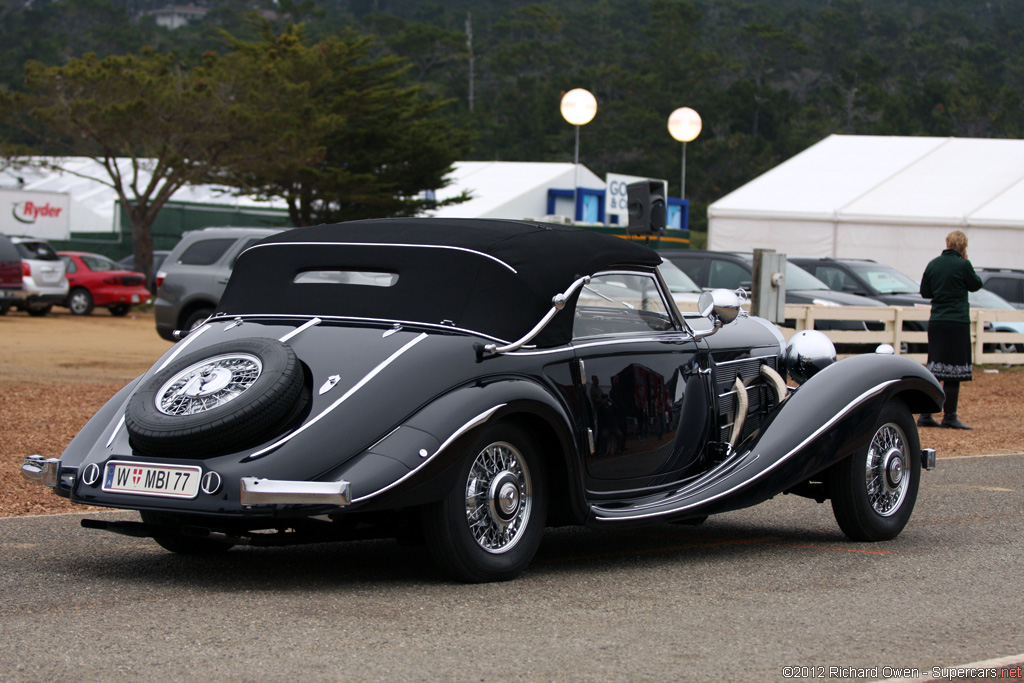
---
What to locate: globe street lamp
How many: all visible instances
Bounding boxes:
[560,88,597,221]
[667,107,702,200]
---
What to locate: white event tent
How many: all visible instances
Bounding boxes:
[429,161,604,220]
[708,135,1024,279]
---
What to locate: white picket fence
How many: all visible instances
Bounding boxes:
[676,302,1024,365]
[779,304,1024,365]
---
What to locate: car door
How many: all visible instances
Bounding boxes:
[571,270,713,496]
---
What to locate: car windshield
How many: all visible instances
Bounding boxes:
[783,262,831,290]
[970,288,1015,310]
[850,263,919,294]
[658,259,701,293]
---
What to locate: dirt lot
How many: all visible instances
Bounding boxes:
[2,308,1022,517]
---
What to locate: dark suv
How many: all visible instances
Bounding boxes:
[789,257,929,307]
[154,227,286,340]
[978,268,1024,310]
[662,250,886,330]
[0,234,27,314]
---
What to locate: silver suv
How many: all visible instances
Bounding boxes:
[7,236,69,316]
[154,227,286,341]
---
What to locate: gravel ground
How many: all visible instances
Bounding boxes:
[2,307,1021,517]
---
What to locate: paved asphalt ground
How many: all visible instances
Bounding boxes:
[1,453,1022,682]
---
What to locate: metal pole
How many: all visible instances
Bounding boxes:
[573,124,580,221]
[681,140,687,200]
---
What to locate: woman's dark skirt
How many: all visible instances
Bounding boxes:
[926,320,973,381]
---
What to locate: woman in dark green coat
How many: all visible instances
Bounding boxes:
[918,230,983,429]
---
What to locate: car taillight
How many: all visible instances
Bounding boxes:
[155,271,166,290]
[103,276,121,285]
[22,261,30,277]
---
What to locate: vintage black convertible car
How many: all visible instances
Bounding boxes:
[22,219,943,582]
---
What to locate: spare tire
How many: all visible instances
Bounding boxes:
[126,337,306,457]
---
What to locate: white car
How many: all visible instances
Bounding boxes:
[8,236,68,316]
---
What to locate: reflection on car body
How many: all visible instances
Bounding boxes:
[22,219,943,582]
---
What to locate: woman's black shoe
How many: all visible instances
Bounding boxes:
[917,414,941,428]
[941,418,971,430]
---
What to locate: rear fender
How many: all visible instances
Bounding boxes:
[328,377,581,514]
[59,377,142,469]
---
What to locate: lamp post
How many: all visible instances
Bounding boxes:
[667,107,702,200]
[560,88,597,221]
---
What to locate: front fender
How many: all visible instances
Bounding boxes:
[327,377,580,512]
[706,353,943,514]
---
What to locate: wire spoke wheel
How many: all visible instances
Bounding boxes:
[125,338,305,458]
[864,423,910,516]
[156,353,263,415]
[829,399,921,542]
[464,441,533,553]
[422,423,548,582]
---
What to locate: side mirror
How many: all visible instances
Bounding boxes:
[698,288,743,324]
[694,289,743,340]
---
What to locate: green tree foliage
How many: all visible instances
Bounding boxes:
[4,0,1024,237]
[0,47,323,283]
[211,23,470,225]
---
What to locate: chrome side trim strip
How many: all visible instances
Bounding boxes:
[240,477,351,506]
[593,379,899,522]
[202,314,512,346]
[247,241,518,274]
[351,403,506,504]
[156,324,210,372]
[106,415,126,449]
[244,333,430,460]
[279,317,321,343]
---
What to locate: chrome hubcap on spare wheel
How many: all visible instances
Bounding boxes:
[865,423,910,516]
[156,353,262,415]
[465,441,532,554]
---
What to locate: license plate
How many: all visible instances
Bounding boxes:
[102,461,202,499]
[131,295,140,303]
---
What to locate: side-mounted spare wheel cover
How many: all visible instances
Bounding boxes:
[126,338,307,458]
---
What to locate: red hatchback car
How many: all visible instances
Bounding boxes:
[58,251,152,316]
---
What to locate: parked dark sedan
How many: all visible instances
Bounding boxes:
[22,219,942,582]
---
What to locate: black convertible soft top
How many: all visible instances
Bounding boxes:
[218,218,663,345]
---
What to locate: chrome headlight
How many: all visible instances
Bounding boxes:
[785,330,836,384]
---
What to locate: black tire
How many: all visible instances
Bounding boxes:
[125,337,306,457]
[141,511,234,555]
[182,307,214,332]
[0,302,8,315]
[26,304,51,317]
[829,399,921,542]
[68,287,94,316]
[421,422,548,583]
[108,303,130,317]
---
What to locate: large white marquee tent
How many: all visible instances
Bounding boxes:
[708,135,1024,279]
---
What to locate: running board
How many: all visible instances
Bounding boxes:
[589,448,760,524]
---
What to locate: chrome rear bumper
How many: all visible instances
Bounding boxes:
[240,477,351,506]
